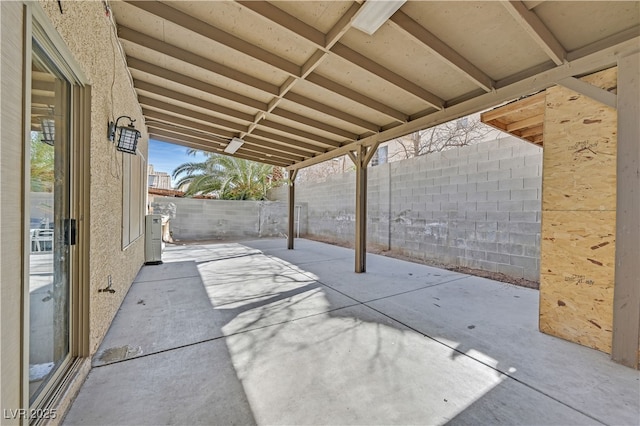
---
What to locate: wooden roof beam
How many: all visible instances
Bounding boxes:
[128,57,268,111]
[501,0,566,65]
[135,80,255,123]
[125,51,376,141]
[288,33,640,171]
[505,113,544,132]
[305,73,407,124]
[118,26,279,96]
[150,132,291,167]
[139,97,340,152]
[389,11,494,92]
[121,27,377,137]
[282,92,379,133]
[238,1,436,116]
[480,91,545,121]
[236,1,325,47]
[556,76,617,109]
[139,96,249,133]
[144,109,317,158]
[250,128,328,155]
[269,107,358,140]
[258,119,343,149]
[148,125,305,163]
[126,1,300,76]
[332,43,444,110]
[143,109,237,139]
[520,124,544,138]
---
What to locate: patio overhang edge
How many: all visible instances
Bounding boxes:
[287,32,640,171]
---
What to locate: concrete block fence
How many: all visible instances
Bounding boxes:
[270,136,543,281]
[150,198,308,241]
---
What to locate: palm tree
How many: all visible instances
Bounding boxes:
[30,133,55,192]
[172,150,283,200]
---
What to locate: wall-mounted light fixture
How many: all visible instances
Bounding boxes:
[40,118,55,146]
[224,137,244,154]
[352,0,406,35]
[108,115,141,155]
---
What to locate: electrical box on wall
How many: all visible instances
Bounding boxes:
[145,214,163,265]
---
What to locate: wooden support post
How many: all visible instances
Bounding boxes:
[354,145,367,273]
[287,169,298,250]
[350,142,380,273]
[612,52,640,369]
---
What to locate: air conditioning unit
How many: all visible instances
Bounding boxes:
[145,214,163,265]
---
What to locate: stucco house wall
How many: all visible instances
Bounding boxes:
[39,0,148,356]
[1,1,148,422]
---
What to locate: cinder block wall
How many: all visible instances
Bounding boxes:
[271,136,542,281]
[151,198,308,241]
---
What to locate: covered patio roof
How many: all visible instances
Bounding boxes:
[110,0,639,169]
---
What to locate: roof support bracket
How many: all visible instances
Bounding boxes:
[556,77,617,109]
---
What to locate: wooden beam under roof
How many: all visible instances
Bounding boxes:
[144,108,324,157]
[119,26,280,96]
[139,96,249,134]
[135,80,255,123]
[389,11,494,92]
[282,92,379,133]
[121,24,387,135]
[126,1,300,76]
[250,128,328,155]
[236,0,325,47]
[501,0,566,65]
[304,73,407,124]
[32,79,55,92]
[149,132,292,167]
[257,119,343,149]
[480,91,545,121]
[122,1,420,145]
[237,1,443,111]
[520,124,543,138]
[506,113,544,132]
[143,109,237,139]
[128,57,267,111]
[269,107,358,140]
[128,54,373,137]
[148,124,305,163]
[331,43,445,110]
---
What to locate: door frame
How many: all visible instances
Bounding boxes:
[21,2,90,418]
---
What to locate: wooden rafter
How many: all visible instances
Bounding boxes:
[501,0,566,65]
[389,11,494,92]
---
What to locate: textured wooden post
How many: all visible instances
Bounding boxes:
[354,145,367,273]
[287,169,297,250]
[612,52,640,369]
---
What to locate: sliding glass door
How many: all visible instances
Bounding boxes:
[27,39,72,405]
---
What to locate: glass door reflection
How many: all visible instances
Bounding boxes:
[28,41,71,404]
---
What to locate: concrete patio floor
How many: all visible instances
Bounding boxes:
[63,238,639,425]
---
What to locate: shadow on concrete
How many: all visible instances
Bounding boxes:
[63,239,639,425]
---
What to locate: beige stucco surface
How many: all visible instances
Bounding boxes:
[39,0,148,354]
[1,1,148,420]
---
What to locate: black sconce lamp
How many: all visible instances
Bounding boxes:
[108,115,141,155]
[40,118,55,146]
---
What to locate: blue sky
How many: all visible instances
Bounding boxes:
[148,139,208,186]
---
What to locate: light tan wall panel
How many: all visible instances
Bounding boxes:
[540,211,615,353]
[540,67,617,355]
[1,2,26,420]
[542,69,617,211]
[39,1,148,354]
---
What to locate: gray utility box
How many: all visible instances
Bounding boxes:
[144,214,163,265]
